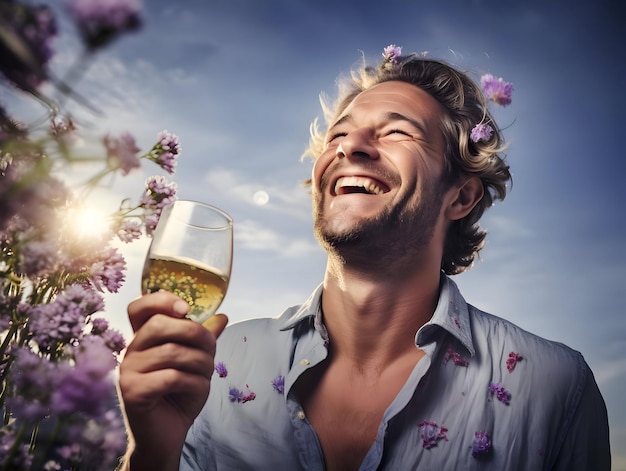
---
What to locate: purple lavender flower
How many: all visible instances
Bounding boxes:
[144,213,160,236]
[470,123,494,143]
[228,385,256,403]
[149,130,181,174]
[65,0,142,50]
[417,420,448,449]
[0,2,57,91]
[75,408,127,468]
[64,283,106,314]
[480,74,514,106]
[472,431,492,457]
[89,321,126,354]
[7,347,56,421]
[140,176,178,211]
[382,44,403,64]
[0,426,32,468]
[88,246,126,293]
[91,317,109,334]
[228,386,244,403]
[30,300,87,353]
[117,219,143,243]
[488,382,511,405]
[444,343,469,367]
[104,132,141,176]
[51,336,117,416]
[215,361,228,378]
[506,351,523,372]
[19,238,60,277]
[271,375,285,394]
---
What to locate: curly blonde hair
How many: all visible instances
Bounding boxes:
[302,54,512,274]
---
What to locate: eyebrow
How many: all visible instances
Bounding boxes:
[328,112,428,135]
[385,112,428,135]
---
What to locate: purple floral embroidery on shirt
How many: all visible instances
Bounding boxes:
[215,361,228,377]
[228,386,243,402]
[444,344,469,367]
[506,351,523,372]
[452,317,461,328]
[228,384,256,403]
[271,375,285,394]
[417,420,448,449]
[472,431,492,457]
[488,382,511,405]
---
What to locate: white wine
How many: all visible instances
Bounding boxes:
[142,256,229,323]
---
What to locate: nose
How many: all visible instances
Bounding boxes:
[336,128,379,161]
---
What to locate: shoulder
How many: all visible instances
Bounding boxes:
[467,304,592,413]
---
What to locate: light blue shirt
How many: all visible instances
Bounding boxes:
[181,276,610,470]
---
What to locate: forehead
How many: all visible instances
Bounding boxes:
[335,80,445,126]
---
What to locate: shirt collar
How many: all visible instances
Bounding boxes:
[279,275,475,356]
[279,283,329,342]
[415,274,475,356]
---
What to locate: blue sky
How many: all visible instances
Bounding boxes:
[10,0,624,465]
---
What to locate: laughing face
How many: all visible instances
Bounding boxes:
[311,80,452,261]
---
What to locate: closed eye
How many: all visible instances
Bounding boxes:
[327,132,347,143]
[387,129,410,136]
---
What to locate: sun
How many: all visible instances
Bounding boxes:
[65,204,113,240]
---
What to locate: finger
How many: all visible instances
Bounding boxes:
[122,343,214,378]
[128,291,190,332]
[120,367,212,409]
[129,314,216,356]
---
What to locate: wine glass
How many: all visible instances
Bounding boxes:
[141,200,233,324]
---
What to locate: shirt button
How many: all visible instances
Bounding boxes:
[300,359,310,366]
[297,410,306,420]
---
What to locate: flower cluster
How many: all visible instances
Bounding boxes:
[470,74,514,143]
[444,343,469,367]
[472,431,492,457]
[228,385,257,403]
[506,351,523,372]
[417,420,449,449]
[381,44,402,69]
[488,382,511,405]
[0,1,181,469]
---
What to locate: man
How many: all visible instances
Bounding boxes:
[118,47,611,470]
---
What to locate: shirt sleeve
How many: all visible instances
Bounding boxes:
[551,359,611,470]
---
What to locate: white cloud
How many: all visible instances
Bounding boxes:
[235,218,318,257]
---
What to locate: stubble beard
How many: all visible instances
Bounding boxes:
[313,180,446,269]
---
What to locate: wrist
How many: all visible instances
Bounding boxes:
[122,445,181,471]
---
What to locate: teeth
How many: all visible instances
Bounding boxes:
[334,176,384,195]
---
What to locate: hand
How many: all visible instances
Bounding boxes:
[118,291,228,470]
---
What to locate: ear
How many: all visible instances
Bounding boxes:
[444,176,484,221]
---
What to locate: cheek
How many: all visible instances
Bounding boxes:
[311,150,335,191]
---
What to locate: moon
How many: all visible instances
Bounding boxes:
[252,190,269,206]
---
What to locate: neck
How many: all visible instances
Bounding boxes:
[320,255,442,367]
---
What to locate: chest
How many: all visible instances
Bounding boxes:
[295,355,423,471]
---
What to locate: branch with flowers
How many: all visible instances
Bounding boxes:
[0,1,179,469]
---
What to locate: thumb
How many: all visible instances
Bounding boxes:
[202,313,229,338]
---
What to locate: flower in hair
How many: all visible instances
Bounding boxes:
[470,123,494,143]
[383,44,402,63]
[480,74,514,106]
[381,44,402,70]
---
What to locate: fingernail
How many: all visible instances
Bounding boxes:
[173,299,189,316]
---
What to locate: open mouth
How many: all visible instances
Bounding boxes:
[334,176,389,196]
